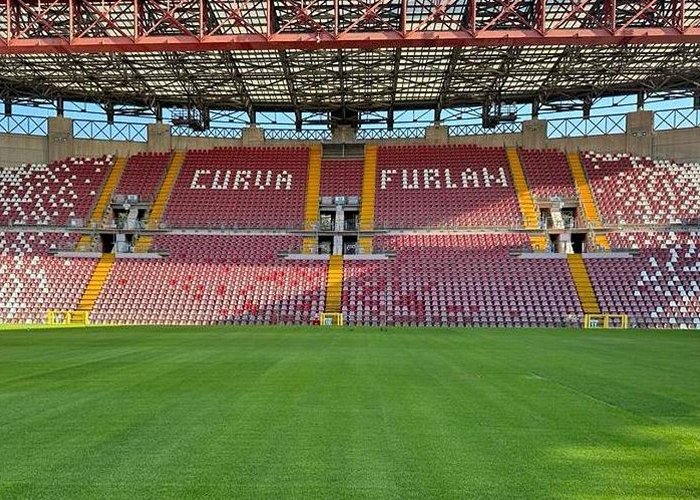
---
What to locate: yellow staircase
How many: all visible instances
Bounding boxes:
[74,253,115,317]
[355,144,378,255]
[146,150,186,230]
[529,234,549,252]
[302,145,323,253]
[567,254,601,315]
[304,145,322,229]
[77,156,127,250]
[359,145,378,231]
[506,147,547,251]
[358,236,373,254]
[567,151,610,250]
[506,147,539,228]
[133,235,153,253]
[325,255,344,313]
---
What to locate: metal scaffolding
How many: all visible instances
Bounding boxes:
[0,0,699,125]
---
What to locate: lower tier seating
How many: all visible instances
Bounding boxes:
[342,234,582,327]
[0,227,698,329]
[587,231,700,328]
[90,235,327,325]
[0,231,95,323]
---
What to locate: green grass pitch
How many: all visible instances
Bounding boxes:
[0,326,699,499]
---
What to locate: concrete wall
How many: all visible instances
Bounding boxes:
[2,113,700,167]
[548,133,627,155]
[653,129,700,163]
[171,135,243,151]
[0,133,47,167]
[73,138,148,158]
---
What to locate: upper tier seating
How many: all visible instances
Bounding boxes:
[0,156,112,226]
[319,159,363,198]
[0,231,95,323]
[91,235,327,325]
[519,148,577,199]
[163,147,309,228]
[374,145,522,228]
[587,231,700,328]
[115,152,170,201]
[582,152,700,225]
[342,234,581,327]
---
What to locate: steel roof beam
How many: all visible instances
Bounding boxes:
[3,28,700,54]
[277,49,302,129]
[221,52,256,121]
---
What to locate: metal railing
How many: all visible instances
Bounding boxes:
[171,126,243,139]
[4,107,700,144]
[73,120,148,142]
[0,115,48,136]
[447,121,522,137]
[263,128,332,141]
[357,128,425,140]
[654,108,700,131]
[547,114,626,138]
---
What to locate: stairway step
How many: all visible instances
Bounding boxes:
[359,145,378,232]
[567,254,602,315]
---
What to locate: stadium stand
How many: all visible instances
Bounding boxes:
[519,148,577,199]
[0,144,698,329]
[320,159,363,198]
[0,231,95,323]
[586,232,700,328]
[115,152,171,201]
[342,234,581,327]
[90,235,327,325]
[374,145,522,228]
[582,152,700,225]
[163,147,309,228]
[0,156,112,226]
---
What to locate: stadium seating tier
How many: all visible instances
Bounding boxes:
[0,156,112,226]
[163,147,309,229]
[374,145,522,228]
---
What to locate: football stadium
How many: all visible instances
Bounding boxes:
[0,0,700,496]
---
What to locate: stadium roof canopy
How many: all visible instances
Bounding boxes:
[1,0,700,124]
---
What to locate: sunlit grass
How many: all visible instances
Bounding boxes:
[0,326,698,498]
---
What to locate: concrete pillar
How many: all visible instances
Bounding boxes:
[331,124,356,143]
[147,123,172,152]
[335,205,344,232]
[521,119,547,149]
[47,116,74,162]
[626,110,654,157]
[333,234,343,255]
[424,124,449,145]
[241,125,265,145]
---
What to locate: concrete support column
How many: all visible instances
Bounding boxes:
[147,123,172,152]
[47,116,74,163]
[521,119,547,149]
[241,125,265,145]
[333,234,343,255]
[626,110,654,157]
[424,123,449,144]
[335,205,344,232]
[331,124,357,143]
